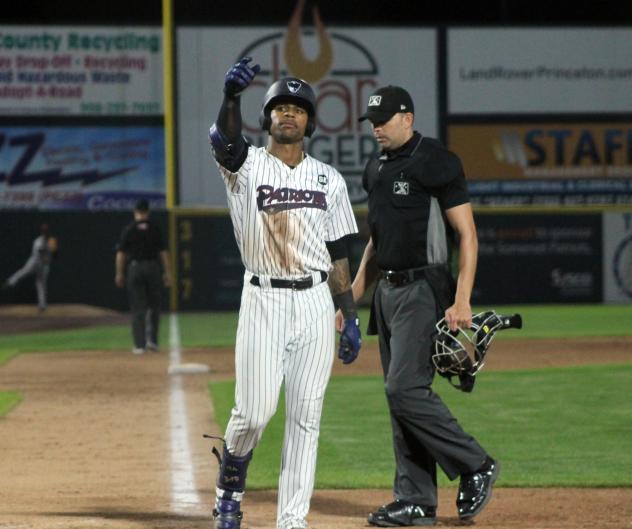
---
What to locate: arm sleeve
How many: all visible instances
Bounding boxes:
[210,95,248,172]
[217,96,243,143]
[325,235,350,261]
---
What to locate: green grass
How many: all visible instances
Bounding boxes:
[0,312,240,353]
[0,391,22,418]
[0,304,630,355]
[474,304,632,339]
[2,304,631,489]
[0,324,138,353]
[0,349,19,365]
[209,364,632,489]
[176,312,241,347]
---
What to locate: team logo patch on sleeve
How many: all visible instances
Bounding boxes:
[318,174,328,186]
[393,181,409,195]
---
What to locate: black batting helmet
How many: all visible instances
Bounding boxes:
[259,77,317,137]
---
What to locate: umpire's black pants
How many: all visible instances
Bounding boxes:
[374,277,488,507]
[126,259,162,349]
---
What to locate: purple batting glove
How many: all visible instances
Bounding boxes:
[339,317,361,364]
[224,56,261,97]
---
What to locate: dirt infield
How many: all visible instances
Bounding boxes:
[0,305,631,529]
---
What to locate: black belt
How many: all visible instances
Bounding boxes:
[381,267,428,287]
[250,271,328,290]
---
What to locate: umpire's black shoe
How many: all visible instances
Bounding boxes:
[368,500,436,527]
[457,458,501,520]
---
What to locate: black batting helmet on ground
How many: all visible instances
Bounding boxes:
[259,77,317,137]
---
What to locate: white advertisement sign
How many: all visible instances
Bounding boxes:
[0,26,163,115]
[177,19,437,206]
[449,28,632,114]
[603,212,632,303]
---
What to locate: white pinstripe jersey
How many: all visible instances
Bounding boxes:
[216,145,358,279]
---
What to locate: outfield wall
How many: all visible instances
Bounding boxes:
[2,23,632,312]
[1,209,630,311]
[0,210,167,312]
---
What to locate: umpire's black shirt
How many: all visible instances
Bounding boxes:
[362,132,469,271]
[118,219,166,261]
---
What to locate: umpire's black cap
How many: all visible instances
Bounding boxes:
[359,85,414,124]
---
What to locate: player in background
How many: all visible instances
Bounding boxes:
[207,57,361,529]
[3,223,57,312]
[115,199,171,354]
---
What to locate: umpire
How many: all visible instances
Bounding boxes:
[348,86,499,526]
[115,199,171,354]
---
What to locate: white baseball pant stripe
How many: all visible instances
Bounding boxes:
[225,278,335,529]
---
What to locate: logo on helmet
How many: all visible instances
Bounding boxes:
[287,80,302,94]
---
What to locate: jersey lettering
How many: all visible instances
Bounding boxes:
[256,185,327,212]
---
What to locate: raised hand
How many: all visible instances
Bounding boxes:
[224,56,261,97]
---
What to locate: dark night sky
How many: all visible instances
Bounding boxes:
[3,0,632,25]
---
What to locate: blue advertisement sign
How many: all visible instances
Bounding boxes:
[0,126,165,210]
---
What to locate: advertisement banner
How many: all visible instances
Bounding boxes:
[603,212,632,303]
[449,123,632,206]
[177,5,437,206]
[0,126,165,210]
[449,28,632,114]
[473,214,602,304]
[0,26,163,116]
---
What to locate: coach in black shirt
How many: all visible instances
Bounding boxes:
[115,199,171,354]
[348,86,500,526]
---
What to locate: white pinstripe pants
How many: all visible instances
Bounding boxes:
[224,278,335,529]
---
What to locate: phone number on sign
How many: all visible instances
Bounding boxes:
[80,101,161,114]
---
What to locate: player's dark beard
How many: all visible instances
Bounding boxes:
[271,126,303,144]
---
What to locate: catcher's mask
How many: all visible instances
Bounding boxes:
[432,311,522,390]
[259,77,317,137]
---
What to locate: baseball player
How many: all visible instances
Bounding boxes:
[3,223,57,311]
[207,57,361,529]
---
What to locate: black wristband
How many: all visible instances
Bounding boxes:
[333,289,357,320]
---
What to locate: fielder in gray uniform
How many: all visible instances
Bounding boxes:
[208,57,362,529]
[4,223,57,311]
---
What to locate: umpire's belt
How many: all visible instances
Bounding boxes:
[250,271,328,290]
[382,267,428,287]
